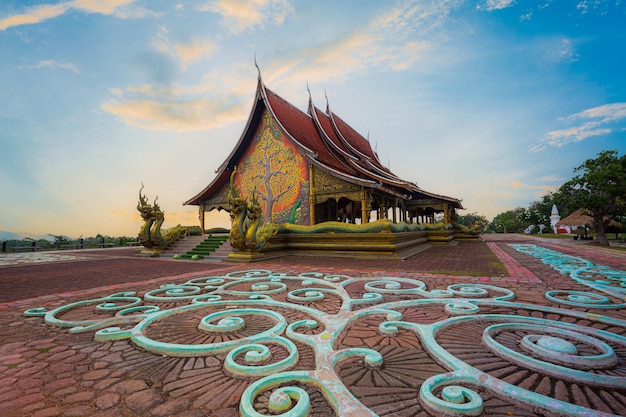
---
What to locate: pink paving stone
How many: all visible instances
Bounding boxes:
[15,362,49,377]
[93,361,109,370]
[0,389,21,402]
[107,379,148,394]
[32,406,63,417]
[0,376,17,387]
[64,353,88,364]
[82,369,111,381]
[49,362,74,374]
[92,378,121,390]
[47,350,76,361]
[52,386,78,398]
[4,392,45,408]
[0,341,26,352]
[92,408,124,417]
[0,353,23,362]
[64,391,96,404]
[74,365,89,375]
[44,377,76,391]
[125,388,163,413]
[64,405,95,416]
[96,392,121,409]
[48,345,69,353]
[21,401,47,413]
[27,339,55,348]
[17,377,44,390]
[149,398,191,417]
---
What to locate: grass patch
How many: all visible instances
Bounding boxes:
[37,346,55,354]
[6,361,24,369]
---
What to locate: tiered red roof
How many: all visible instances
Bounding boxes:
[185,77,462,209]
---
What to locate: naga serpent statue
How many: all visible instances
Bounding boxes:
[137,184,188,250]
[227,170,278,250]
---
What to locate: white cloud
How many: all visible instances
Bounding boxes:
[477,0,517,11]
[0,3,69,30]
[0,0,149,30]
[538,175,564,182]
[533,103,626,151]
[152,26,217,71]
[560,38,578,62]
[103,1,464,132]
[262,0,459,86]
[19,60,80,74]
[70,0,136,15]
[199,0,293,34]
[101,71,254,131]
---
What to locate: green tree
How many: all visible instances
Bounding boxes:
[489,208,526,233]
[456,212,489,231]
[558,150,626,246]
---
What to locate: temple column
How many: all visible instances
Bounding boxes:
[443,203,449,224]
[309,164,315,225]
[199,204,205,235]
[360,190,369,224]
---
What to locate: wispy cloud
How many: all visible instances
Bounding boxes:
[0,3,69,30]
[101,72,253,131]
[152,26,217,71]
[103,1,462,132]
[477,0,517,11]
[0,0,147,31]
[532,103,626,152]
[199,0,293,34]
[560,38,578,62]
[263,0,460,86]
[538,175,564,182]
[19,59,80,74]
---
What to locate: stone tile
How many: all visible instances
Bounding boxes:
[32,407,63,417]
[63,391,96,404]
[107,379,148,394]
[81,369,111,381]
[16,377,44,390]
[63,405,94,416]
[125,388,163,413]
[95,392,121,410]
[149,398,191,417]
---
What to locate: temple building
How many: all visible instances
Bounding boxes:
[184,75,463,233]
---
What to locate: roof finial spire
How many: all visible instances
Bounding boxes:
[254,53,261,80]
[306,80,312,102]
[324,88,330,112]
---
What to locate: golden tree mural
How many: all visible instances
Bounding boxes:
[238,113,305,223]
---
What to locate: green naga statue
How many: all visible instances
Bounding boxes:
[137,184,188,253]
[227,170,278,250]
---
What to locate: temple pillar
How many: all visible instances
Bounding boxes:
[199,204,205,235]
[360,190,369,224]
[443,203,449,224]
[309,164,315,225]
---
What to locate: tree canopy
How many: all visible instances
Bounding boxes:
[557,150,626,245]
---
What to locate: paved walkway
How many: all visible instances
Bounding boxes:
[0,235,624,416]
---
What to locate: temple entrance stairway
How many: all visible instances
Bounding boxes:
[162,234,231,262]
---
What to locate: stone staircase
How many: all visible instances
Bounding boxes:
[163,234,231,262]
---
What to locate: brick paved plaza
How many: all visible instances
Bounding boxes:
[0,235,625,417]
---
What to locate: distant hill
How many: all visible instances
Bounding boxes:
[0,231,55,241]
[0,231,23,241]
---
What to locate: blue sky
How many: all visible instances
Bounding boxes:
[1,0,624,239]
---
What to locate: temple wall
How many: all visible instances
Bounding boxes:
[234,110,311,225]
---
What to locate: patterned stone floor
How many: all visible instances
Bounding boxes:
[0,235,624,417]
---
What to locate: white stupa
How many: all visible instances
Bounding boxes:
[550,204,561,233]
